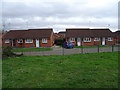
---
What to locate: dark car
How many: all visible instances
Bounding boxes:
[63,41,74,48]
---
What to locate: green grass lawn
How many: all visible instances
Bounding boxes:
[74,45,120,48]
[2,52,119,88]
[12,47,52,52]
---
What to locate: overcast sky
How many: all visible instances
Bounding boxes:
[2,0,119,32]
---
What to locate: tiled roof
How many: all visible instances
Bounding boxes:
[54,33,64,38]
[66,28,114,38]
[2,28,53,39]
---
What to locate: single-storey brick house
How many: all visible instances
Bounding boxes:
[2,28,54,48]
[66,28,115,46]
[113,30,120,45]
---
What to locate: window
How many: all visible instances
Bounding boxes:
[17,39,23,43]
[25,39,33,43]
[5,39,10,43]
[42,38,48,43]
[108,37,113,41]
[69,38,75,42]
[94,37,100,41]
[84,37,91,42]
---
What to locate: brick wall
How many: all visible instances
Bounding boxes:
[40,32,54,47]
[82,38,94,46]
[15,40,23,47]
[106,38,115,45]
[94,38,102,45]
[115,35,120,44]
[3,37,54,48]
[23,39,35,48]
[66,37,115,46]
[2,39,12,47]
[40,38,51,47]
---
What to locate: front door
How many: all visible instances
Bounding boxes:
[77,38,81,46]
[12,40,16,47]
[102,37,105,45]
[36,39,40,47]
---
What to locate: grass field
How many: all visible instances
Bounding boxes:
[2,52,119,88]
[12,47,52,52]
[74,45,120,48]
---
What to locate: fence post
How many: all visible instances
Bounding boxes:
[112,45,114,52]
[21,42,23,55]
[98,45,99,53]
[62,47,64,55]
[81,45,83,54]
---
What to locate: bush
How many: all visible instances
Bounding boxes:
[54,38,65,45]
[2,46,15,59]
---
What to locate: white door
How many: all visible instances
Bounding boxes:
[102,37,105,45]
[77,38,81,46]
[36,39,40,47]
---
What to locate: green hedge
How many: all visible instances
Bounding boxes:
[54,38,65,45]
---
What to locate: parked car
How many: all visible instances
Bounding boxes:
[63,41,74,48]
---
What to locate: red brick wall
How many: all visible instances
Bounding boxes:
[94,38,102,45]
[106,38,115,45]
[93,37,115,45]
[23,39,35,48]
[66,37,94,46]
[3,39,35,48]
[82,38,94,46]
[40,32,54,47]
[3,37,54,48]
[40,38,51,47]
[50,32,54,46]
[115,35,120,44]
[2,39,12,47]
[66,37,115,46]
[15,40,23,47]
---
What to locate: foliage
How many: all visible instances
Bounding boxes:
[54,38,65,45]
[2,52,118,88]
[2,46,15,59]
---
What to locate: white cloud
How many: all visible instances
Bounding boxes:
[2,0,119,32]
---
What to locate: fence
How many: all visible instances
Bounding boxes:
[14,45,120,56]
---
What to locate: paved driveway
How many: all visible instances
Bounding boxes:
[16,46,120,56]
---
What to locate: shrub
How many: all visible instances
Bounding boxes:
[54,38,65,45]
[2,46,15,59]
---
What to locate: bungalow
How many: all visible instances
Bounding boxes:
[66,28,115,46]
[114,30,120,45]
[2,28,54,48]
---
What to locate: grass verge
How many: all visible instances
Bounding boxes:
[74,45,120,48]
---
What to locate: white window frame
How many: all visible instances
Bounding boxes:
[69,38,75,42]
[42,38,48,43]
[84,37,91,42]
[17,39,23,43]
[25,39,33,43]
[5,39,10,43]
[108,37,113,41]
[94,37,100,41]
